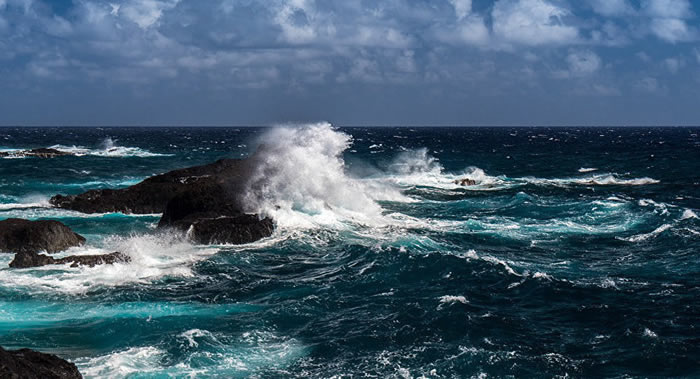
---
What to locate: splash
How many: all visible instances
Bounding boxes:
[244,122,405,229]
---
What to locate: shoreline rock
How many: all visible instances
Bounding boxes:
[51,154,275,245]
[0,219,85,255]
[50,157,256,214]
[9,251,130,269]
[0,346,82,379]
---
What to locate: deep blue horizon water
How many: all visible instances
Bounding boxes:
[0,125,698,377]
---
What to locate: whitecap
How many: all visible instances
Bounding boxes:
[578,167,598,173]
[438,295,468,304]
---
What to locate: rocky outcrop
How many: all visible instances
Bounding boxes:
[9,251,130,269]
[50,157,256,214]
[0,219,85,254]
[157,179,274,244]
[0,148,73,159]
[0,346,82,379]
[50,154,275,245]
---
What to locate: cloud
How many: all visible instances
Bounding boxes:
[642,0,697,42]
[567,50,602,76]
[492,0,579,46]
[120,0,181,29]
[589,0,635,17]
[448,0,472,20]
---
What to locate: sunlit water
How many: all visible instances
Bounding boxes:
[0,125,698,377]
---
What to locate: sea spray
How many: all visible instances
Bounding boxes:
[243,123,404,228]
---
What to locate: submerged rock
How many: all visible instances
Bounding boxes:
[9,251,130,269]
[0,219,85,255]
[0,148,73,159]
[454,178,477,186]
[0,346,82,379]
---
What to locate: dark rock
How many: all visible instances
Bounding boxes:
[0,219,85,255]
[157,182,274,244]
[454,178,477,186]
[0,148,72,159]
[0,346,82,379]
[50,153,275,245]
[50,157,257,214]
[183,215,274,245]
[9,251,130,269]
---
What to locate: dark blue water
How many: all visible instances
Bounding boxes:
[0,125,698,377]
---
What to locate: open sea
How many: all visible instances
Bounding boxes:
[0,124,698,378]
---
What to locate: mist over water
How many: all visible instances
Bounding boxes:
[0,125,698,377]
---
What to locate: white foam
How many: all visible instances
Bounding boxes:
[76,346,165,378]
[0,232,218,295]
[624,224,673,242]
[244,122,406,229]
[438,295,468,304]
[0,194,51,211]
[76,330,306,377]
[681,209,698,220]
[578,167,598,173]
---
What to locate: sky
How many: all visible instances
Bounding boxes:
[0,0,699,126]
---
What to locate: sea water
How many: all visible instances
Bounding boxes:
[0,124,698,377]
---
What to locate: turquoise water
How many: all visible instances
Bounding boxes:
[0,125,698,377]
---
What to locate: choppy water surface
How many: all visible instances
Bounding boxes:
[0,125,698,377]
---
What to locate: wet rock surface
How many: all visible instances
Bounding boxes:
[0,219,85,255]
[9,251,130,269]
[0,346,82,379]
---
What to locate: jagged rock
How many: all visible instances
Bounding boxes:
[454,178,477,186]
[50,153,275,245]
[157,182,274,244]
[9,251,130,269]
[0,219,85,255]
[0,346,82,379]
[50,157,256,214]
[184,215,274,245]
[0,148,72,159]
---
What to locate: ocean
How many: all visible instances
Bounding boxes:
[0,124,698,377]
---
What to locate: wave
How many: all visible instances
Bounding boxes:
[0,232,219,295]
[74,330,306,378]
[243,122,406,229]
[1,138,171,158]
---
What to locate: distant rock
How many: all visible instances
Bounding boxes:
[0,148,73,159]
[0,346,82,379]
[0,219,85,255]
[9,251,130,269]
[454,178,477,186]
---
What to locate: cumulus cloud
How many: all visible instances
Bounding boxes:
[448,0,472,20]
[642,0,697,42]
[120,0,181,29]
[492,0,579,46]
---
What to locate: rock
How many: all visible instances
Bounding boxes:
[0,219,85,255]
[9,252,130,269]
[0,148,72,159]
[50,157,257,214]
[157,182,274,244]
[50,153,275,245]
[0,346,82,379]
[184,215,274,245]
[454,178,477,186]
